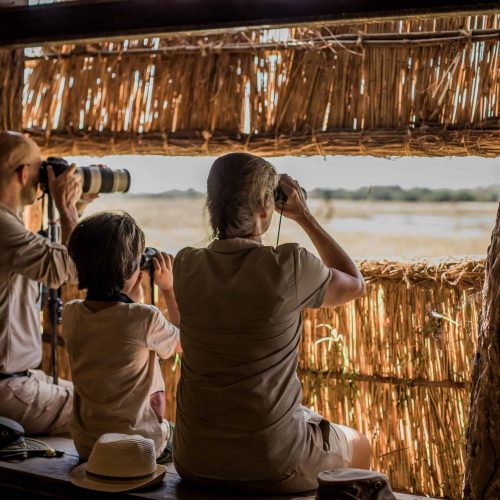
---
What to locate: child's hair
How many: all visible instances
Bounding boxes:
[68,211,145,294]
[206,153,278,239]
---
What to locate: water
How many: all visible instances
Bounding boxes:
[328,214,492,238]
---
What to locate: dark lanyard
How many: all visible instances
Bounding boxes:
[85,290,134,303]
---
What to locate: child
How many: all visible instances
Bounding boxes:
[62,212,181,463]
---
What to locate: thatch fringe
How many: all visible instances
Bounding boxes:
[22,14,500,157]
[25,125,500,157]
[41,258,484,499]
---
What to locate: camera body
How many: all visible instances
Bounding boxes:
[39,157,131,194]
[140,247,158,272]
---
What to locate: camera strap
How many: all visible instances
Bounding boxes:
[276,204,284,247]
[86,289,134,303]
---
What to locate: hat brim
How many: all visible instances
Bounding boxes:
[70,463,167,492]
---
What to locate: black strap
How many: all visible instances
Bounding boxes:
[86,289,134,303]
[276,204,285,246]
[86,470,155,481]
[0,371,30,381]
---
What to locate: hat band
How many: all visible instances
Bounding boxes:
[86,470,156,482]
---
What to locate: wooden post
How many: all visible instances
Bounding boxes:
[1,1,500,47]
[0,48,23,130]
[463,202,500,499]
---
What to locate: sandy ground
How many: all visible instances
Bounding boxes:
[85,197,497,259]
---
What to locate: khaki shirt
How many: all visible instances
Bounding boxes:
[173,238,331,481]
[0,203,75,373]
[62,301,180,459]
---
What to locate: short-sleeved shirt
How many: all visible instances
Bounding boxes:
[62,301,180,459]
[172,238,331,481]
[0,203,76,373]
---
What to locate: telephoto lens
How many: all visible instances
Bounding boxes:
[39,157,131,194]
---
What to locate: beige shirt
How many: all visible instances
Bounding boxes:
[173,238,331,481]
[0,203,75,373]
[62,301,180,459]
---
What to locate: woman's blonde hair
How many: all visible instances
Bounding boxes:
[206,153,278,239]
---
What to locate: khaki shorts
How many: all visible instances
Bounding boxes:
[282,406,354,493]
[0,369,73,435]
[176,407,355,495]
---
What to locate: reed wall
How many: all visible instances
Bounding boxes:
[41,259,483,498]
[22,14,500,157]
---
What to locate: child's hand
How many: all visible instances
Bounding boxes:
[153,252,174,292]
[128,270,144,303]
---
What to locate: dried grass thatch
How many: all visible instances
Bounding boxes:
[18,14,500,157]
[41,258,484,499]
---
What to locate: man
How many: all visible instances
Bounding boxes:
[0,130,93,435]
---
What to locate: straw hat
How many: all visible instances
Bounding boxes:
[70,433,166,492]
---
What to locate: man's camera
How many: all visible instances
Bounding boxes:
[39,157,131,194]
[140,247,158,272]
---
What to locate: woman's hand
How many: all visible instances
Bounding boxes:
[276,174,310,222]
[153,252,174,292]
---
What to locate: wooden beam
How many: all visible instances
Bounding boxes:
[298,368,471,390]
[24,126,500,158]
[463,203,500,499]
[1,1,500,48]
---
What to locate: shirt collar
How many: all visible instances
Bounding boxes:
[208,237,264,254]
[0,202,23,222]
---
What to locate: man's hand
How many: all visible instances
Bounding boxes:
[276,174,310,222]
[76,193,99,217]
[47,164,82,221]
[47,164,81,244]
[153,252,174,292]
[75,163,106,217]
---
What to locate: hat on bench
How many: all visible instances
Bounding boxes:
[70,433,166,492]
[316,469,397,500]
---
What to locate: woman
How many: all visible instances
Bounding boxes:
[172,153,370,494]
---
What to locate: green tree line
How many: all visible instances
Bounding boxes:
[310,185,500,202]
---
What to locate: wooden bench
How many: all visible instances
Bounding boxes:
[0,437,440,499]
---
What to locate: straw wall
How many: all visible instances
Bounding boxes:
[22,14,500,157]
[41,259,483,499]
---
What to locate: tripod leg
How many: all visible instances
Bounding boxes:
[47,194,60,386]
[48,288,59,385]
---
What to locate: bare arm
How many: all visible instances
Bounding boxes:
[278,175,366,307]
[47,164,81,245]
[153,252,180,328]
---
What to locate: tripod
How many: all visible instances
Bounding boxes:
[40,192,62,386]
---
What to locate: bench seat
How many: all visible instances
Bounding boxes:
[0,437,440,499]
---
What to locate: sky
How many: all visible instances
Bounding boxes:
[66,154,500,194]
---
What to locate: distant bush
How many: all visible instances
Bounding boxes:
[131,188,205,199]
[310,185,500,202]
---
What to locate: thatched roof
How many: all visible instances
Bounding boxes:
[18,13,500,156]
